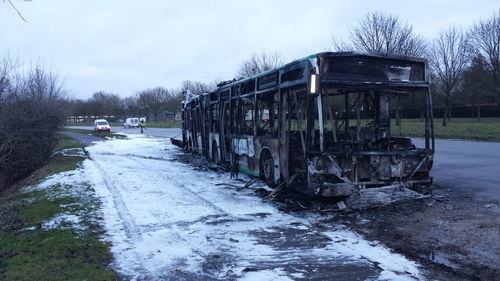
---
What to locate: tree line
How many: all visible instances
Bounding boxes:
[67,80,219,123]
[333,10,500,126]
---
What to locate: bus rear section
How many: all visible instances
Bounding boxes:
[293,53,434,207]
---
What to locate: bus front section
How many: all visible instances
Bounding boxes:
[305,53,434,208]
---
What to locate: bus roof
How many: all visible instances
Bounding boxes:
[193,51,428,99]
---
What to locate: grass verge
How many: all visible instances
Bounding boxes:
[392,117,500,142]
[0,134,117,281]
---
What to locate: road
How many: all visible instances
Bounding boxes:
[65,126,182,139]
[60,131,105,146]
[413,138,500,203]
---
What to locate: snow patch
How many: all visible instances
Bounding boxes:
[42,213,85,230]
[51,148,85,157]
[19,156,102,233]
[321,230,421,281]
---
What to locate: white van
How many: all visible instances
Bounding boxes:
[94,119,111,132]
[123,118,140,128]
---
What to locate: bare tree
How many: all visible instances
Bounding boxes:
[181,80,215,95]
[0,62,67,189]
[236,51,285,78]
[469,9,500,106]
[88,91,125,118]
[149,87,171,122]
[164,90,183,113]
[20,64,65,101]
[430,26,471,126]
[123,96,141,117]
[333,12,427,57]
[0,55,14,99]
[136,88,162,121]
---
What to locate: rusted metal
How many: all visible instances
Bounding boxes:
[179,52,435,209]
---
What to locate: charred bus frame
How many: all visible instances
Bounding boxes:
[182,52,434,199]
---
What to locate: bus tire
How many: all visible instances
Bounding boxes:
[260,149,276,187]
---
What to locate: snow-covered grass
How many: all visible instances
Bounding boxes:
[85,134,424,280]
[0,136,116,281]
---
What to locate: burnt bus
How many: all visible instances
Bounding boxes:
[182,52,434,203]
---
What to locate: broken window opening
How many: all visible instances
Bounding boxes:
[256,91,278,136]
[320,88,429,153]
[239,95,255,136]
[210,102,220,133]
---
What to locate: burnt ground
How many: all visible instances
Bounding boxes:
[326,184,500,281]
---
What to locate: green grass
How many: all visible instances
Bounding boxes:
[29,154,83,186]
[28,134,84,185]
[53,134,83,151]
[66,120,181,128]
[0,134,117,280]
[62,128,126,139]
[392,117,500,142]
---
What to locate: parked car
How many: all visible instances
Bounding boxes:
[94,119,111,132]
[123,118,140,128]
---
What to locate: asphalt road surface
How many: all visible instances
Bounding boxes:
[65,126,182,139]
[60,131,105,146]
[413,138,500,203]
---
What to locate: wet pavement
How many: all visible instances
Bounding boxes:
[60,131,105,146]
[64,126,182,139]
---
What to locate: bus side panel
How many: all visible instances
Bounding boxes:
[232,136,255,176]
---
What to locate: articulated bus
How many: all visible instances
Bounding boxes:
[182,52,434,199]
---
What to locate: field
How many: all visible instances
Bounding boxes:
[392,118,500,142]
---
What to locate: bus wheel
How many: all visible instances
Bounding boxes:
[212,141,219,163]
[260,150,275,187]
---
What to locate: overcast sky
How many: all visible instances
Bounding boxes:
[1,0,498,99]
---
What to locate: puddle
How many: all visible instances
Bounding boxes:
[421,251,463,270]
